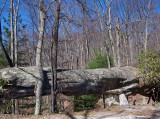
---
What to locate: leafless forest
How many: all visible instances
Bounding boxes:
[1,0,160,69]
[0,0,160,116]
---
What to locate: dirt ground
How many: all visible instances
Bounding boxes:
[0,94,160,119]
[0,105,160,119]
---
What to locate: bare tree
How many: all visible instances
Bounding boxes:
[13,0,20,114]
[35,0,55,115]
[10,0,14,64]
[144,0,152,51]
[81,0,90,64]
[116,18,121,67]
[35,0,46,115]
[107,0,116,66]
[94,0,111,68]
[13,0,20,67]
[50,0,60,113]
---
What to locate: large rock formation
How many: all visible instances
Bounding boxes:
[0,66,154,99]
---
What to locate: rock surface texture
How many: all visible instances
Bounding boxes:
[0,66,153,99]
[119,94,129,107]
[106,96,119,107]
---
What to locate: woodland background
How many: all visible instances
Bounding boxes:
[0,0,160,116]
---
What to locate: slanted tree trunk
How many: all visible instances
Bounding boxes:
[0,0,7,16]
[1,2,15,114]
[0,20,14,67]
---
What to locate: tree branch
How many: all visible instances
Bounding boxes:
[45,0,56,13]
[0,0,7,16]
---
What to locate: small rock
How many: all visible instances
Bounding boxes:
[119,94,129,107]
[106,96,119,107]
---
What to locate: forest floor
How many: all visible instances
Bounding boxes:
[1,94,160,119]
[1,105,160,119]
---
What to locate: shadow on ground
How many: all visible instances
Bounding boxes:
[65,110,125,119]
[65,109,160,119]
[66,110,90,119]
[150,111,160,119]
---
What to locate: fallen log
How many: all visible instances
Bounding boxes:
[0,66,154,99]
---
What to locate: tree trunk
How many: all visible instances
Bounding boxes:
[144,0,151,51]
[134,28,140,56]
[81,1,90,64]
[85,34,90,63]
[76,27,80,69]
[14,0,20,67]
[50,0,60,113]
[94,0,110,68]
[10,0,14,64]
[102,94,106,108]
[13,0,20,114]
[14,99,19,114]
[143,0,152,105]
[80,43,84,69]
[108,0,116,66]
[123,31,130,66]
[129,36,133,65]
[116,18,121,67]
[35,0,46,115]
